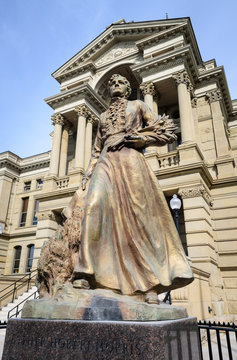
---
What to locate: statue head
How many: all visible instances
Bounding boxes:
[108,74,132,99]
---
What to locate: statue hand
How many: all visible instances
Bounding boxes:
[124,134,146,149]
[107,138,125,152]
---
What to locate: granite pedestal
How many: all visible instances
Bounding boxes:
[2,317,202,360]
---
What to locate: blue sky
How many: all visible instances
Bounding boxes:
[1,0,237,158]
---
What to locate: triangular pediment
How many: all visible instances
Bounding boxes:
[52,18,195,82]
[94,41,138,67]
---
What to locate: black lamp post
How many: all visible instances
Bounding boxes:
[163,194,182,305]
[170,194,182,233]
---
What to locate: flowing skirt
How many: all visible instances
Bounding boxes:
[74,146,193,295]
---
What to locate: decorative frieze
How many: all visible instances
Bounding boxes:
[51,113,64,126]
[172,70,193,94]
[206,89,222,103]
[140,82,156,96]
[95,42,137,66]
[178,185,213,206]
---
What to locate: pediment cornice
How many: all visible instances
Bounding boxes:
[197,66,233,116]
[52,18,194,83]
[132,44,198,82]
[55,61,96,83]
[44,83,107,113]
[0,154,50,175]
[136,22,202,66]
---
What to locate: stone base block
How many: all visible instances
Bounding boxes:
[21,286,188,322]
[2,317,202,360]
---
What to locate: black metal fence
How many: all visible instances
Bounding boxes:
[198,320,237,360]
[0,269,37,310]
[7,290,38,319]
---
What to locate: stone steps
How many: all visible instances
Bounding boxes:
[0,286,38,322]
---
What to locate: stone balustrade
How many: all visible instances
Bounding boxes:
[56,176,69,189]
[157,151,180,169]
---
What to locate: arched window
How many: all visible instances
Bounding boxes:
[12,246,22,273]
[26,244,35,273]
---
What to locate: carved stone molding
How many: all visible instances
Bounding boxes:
[178,185,213,206]
[87,114,99,125]
[191,97,198,108]
[206,89,222,103]
[74,106,99,125]
[95,42,137,66]
[74,105,88,118]
[51,113,64,126]
[172,70,193,94]
[36,210,59,222]
[140,82,156,96]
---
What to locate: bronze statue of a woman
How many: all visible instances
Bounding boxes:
[71,74,194,303]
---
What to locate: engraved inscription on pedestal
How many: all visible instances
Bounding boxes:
[2,317,202,360]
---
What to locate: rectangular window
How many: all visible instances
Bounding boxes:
[37,179,43,189]
[32,200,39,226]
[19,197,29,227]
[24,181,31,191]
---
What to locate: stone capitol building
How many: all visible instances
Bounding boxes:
[0,17,236,321]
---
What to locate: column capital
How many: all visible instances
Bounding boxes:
[88,114,99,125]
[191,97,198,108]
[206,89,222,103]
[140,82,156,96]
[178,185,213,206]
[74,105,89,117]
[51,113,64,126]
[172,70,193,93]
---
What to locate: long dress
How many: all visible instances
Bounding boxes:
[74,98,194,295]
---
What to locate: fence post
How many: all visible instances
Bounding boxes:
[27,272,31,292]
[12,283,16,303]
[226,331,233,360]
[206,327,213,360]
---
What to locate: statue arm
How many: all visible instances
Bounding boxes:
[139,101,177,146]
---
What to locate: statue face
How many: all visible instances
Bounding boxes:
[109,76,128,97]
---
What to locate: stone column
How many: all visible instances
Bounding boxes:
[191,97,201,146]
[206,89,235,178]
[49,113,64,176]
[206,89,229,157]
[74,105,87,170]
[58,120,70,177]
[140,82,157,155]
[140,82,156,110]
[173,71,195,144]
[153,93,160,115]
[84,116,94,170]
